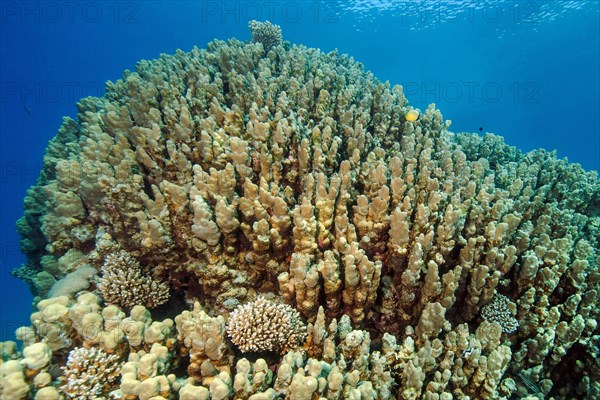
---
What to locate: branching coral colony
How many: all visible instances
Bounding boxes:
[2,20,599,400]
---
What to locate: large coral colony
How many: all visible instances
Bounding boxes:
[1,20,598,400]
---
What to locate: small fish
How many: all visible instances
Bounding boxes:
[516,372,541,394]
[479,127,483,132]
[24,106,32,115]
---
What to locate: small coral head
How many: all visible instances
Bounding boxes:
[227,296,307,354]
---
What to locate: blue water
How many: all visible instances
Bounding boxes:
[1,0,598,340]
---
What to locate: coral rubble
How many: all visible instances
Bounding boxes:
[6,21,599,399]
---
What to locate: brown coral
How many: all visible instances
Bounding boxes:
[227,296,307,354]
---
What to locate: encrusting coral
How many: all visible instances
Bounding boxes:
[8,20,600,399]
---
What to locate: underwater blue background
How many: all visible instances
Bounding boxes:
[1,0,598,340]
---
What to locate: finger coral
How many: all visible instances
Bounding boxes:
[227,296,307,354]
[11,22,600,399]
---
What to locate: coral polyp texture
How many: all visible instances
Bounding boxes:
[480,293,519,334]
[97,250,170,309]
[227,296,307,353]
[60,346,122,399]
[6,22,600,399]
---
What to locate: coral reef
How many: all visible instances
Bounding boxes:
[227,296,307,354]
[9,22,600,399]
